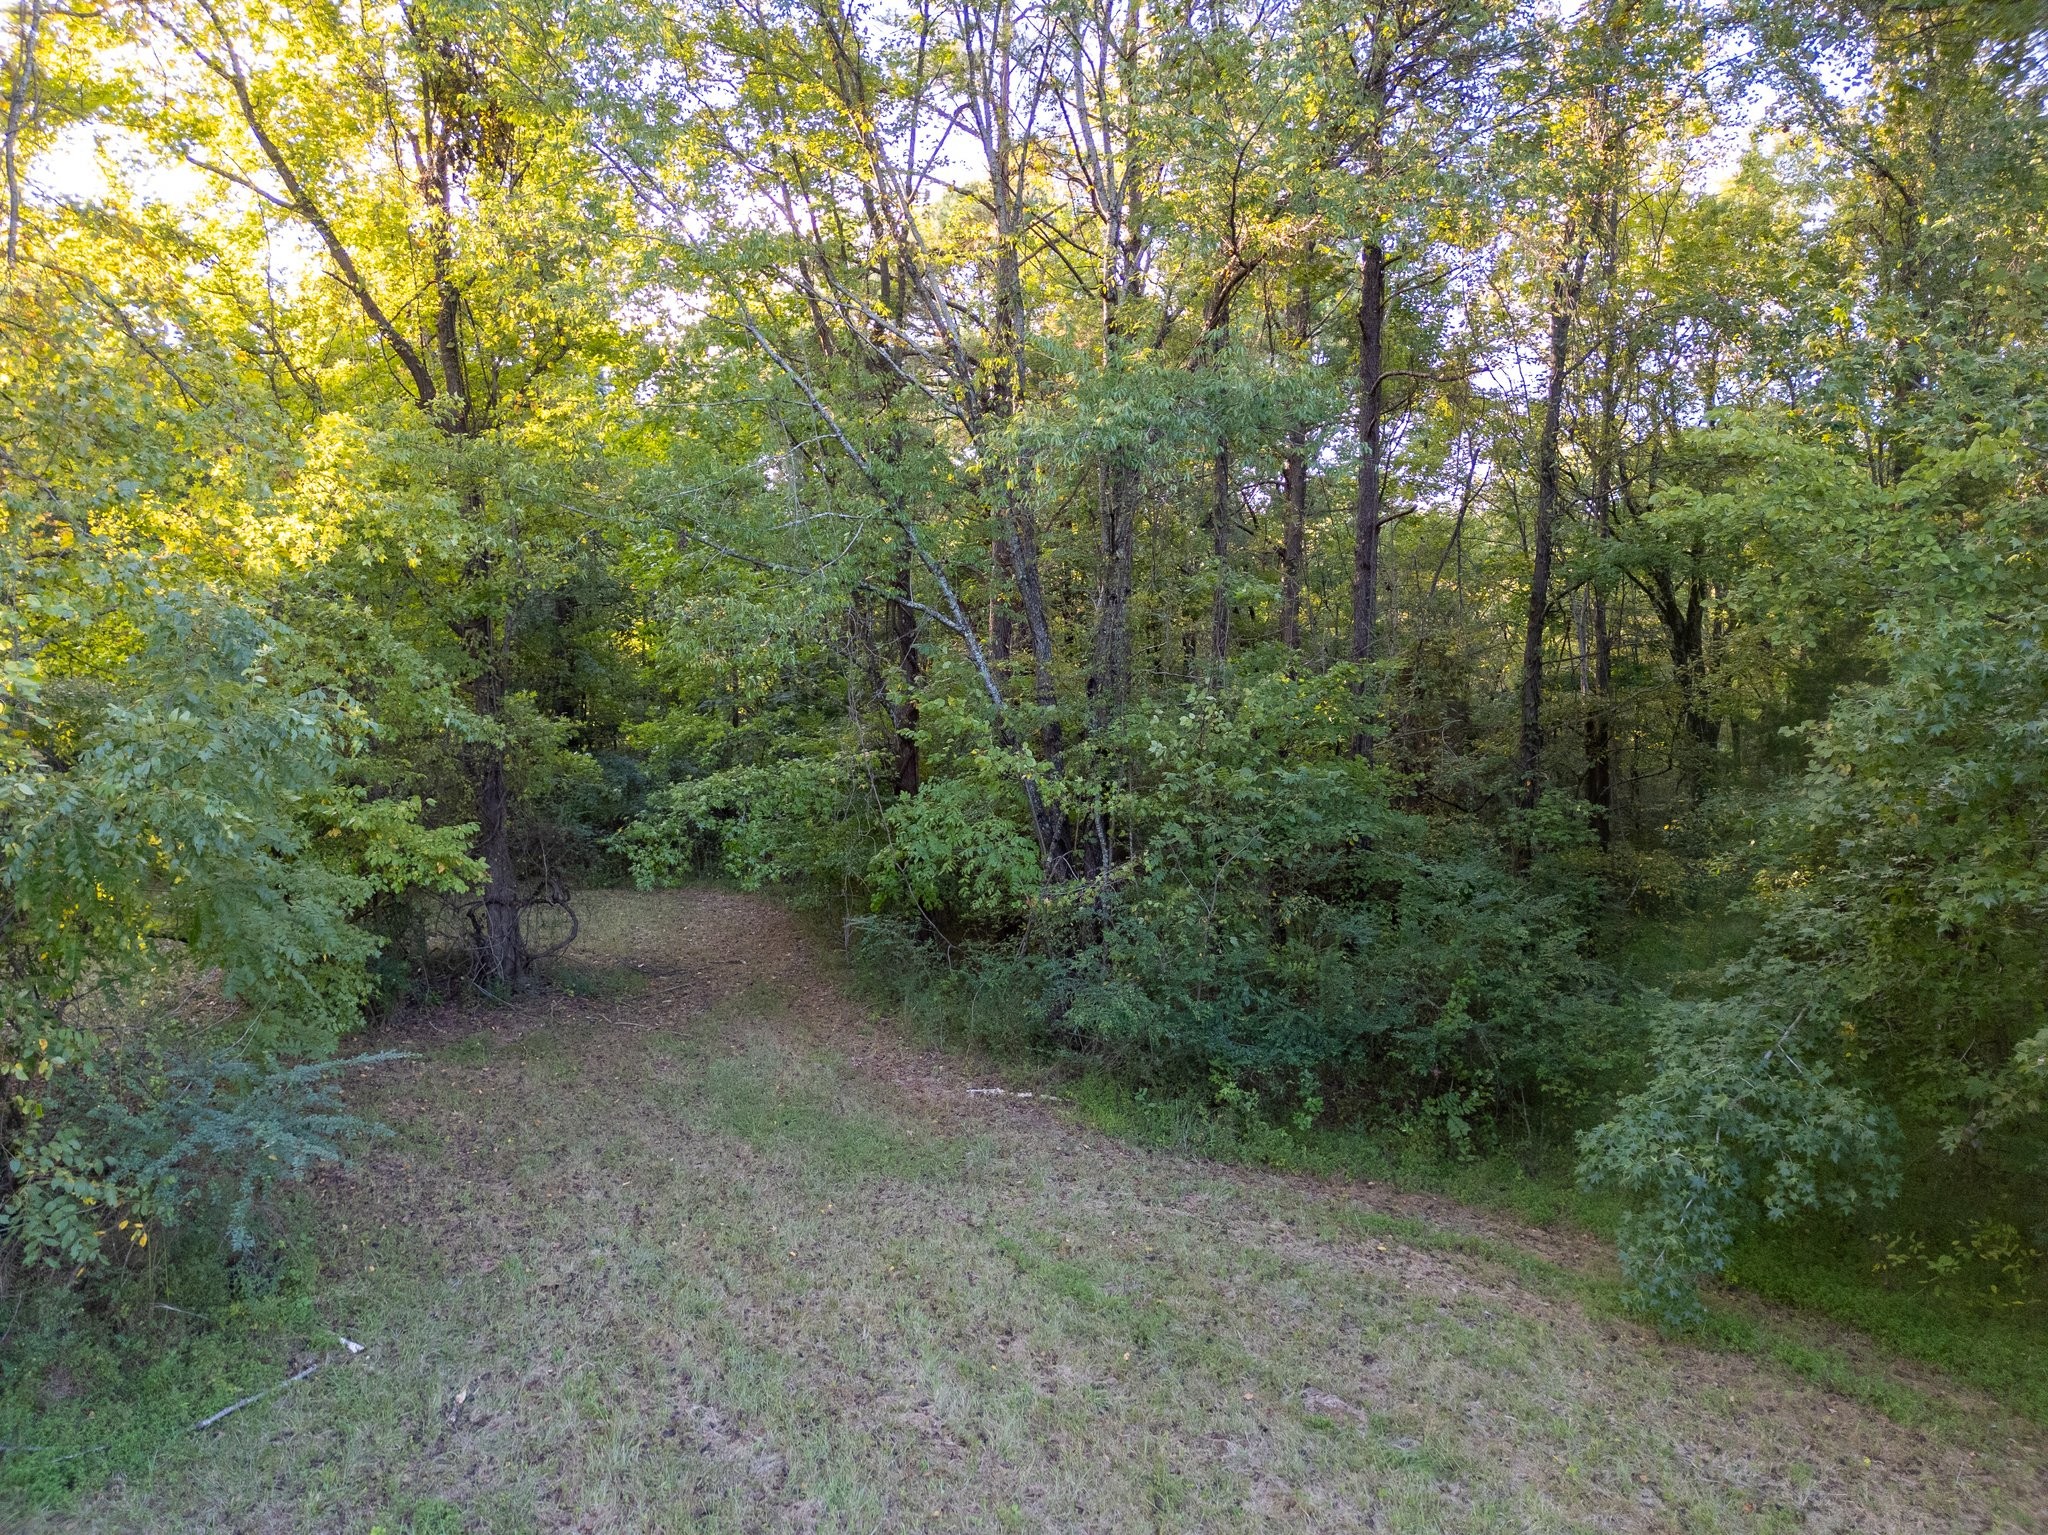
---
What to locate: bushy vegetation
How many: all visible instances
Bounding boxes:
[627,673,1624,1132]
[5,0,2045,1372]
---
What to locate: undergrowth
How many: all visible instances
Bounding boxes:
[846,909,2048,1430]
[0,1209,331,1512]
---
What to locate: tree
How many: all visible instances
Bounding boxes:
[116,0,645,987]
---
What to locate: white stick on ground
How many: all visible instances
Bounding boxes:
[192,1358,325,1432]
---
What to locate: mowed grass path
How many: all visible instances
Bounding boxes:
[43,889,2048,1533]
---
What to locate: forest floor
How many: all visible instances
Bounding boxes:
[27,887,2048,1534]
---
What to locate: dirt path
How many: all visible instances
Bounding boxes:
[51,888,2048,1534]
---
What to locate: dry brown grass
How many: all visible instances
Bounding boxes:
[40,888,2048,1533]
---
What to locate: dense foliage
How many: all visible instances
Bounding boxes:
[4,0,2044,1325]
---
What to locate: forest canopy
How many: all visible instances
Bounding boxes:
[3,0,2045,1323]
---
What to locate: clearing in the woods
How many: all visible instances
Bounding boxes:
[33,889,2048,1533]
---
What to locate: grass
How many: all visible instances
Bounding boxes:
[1723,1222,2048,1425]
[0,1234,333,1509]
[1059,1070,1619,1229]
[1059,1069,2048,1431]
[1055,1071,2048,1436]
[6,887,2045,1532]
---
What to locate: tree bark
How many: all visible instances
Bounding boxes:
[1583,193,1622,844]
[1350,241,1387,665]
[1279,277,1311,652]
[3,0,43,267]
[1516,237,1583,813]
[462,609,528,989]
[1091,458,1139,718]
[1210,447,1231,667]
[888,545,922,795]
[1582,590,1614,842]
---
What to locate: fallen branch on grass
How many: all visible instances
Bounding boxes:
[0,1442,109,1461]
[965,1087,1064,1102]
[191,1337,366,1432]
[192,1360,326,1431]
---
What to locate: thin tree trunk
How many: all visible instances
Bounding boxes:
[1643,567,1715,797]
[1350,242,1387,666]
[1091,459,1138,718]
[1210,448,1231,667]
[1084,0,1143,732]
[463,611,528,989]
[1581,77,1629,844]
[888,545,922,795]
[3,0,43,267]
[1584,591,1614,842]
[1584,236,1620,842]
[973,35,1072,869]
[1279,277,1311,652]
[1280,442,1306,651]
[1196,246,1254,670]
[1516,236,1583,813]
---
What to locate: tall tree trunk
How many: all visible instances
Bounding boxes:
[1089,251,1141,721]
[205,15,529,987]
[888,545,922,795]
[1091,459,1138,718]
[1583,591,1614,842]
[1280,442,1307,652]
[3,0,43,267]
[1083,0,1143,734]
[1516,237,1584,812]
[1580,48,1630,844]
[1201,268,1253,669]
[1279,277,1311,652]
[1583,196,1623,844]
[427,62,525,984]
[971,27,1071,869]
[1643,567,1716,797]
[1350,242,1387,666]
[463,611,528,989]
[1210,448,1231,667]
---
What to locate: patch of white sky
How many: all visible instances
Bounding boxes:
[40,114,334,312]
[1447,0,1880,425]
[30,21,332,300]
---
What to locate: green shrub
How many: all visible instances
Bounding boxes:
[625,669,1623,1130]
[1578,971,1901,1325]
[2,548,474,1281]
